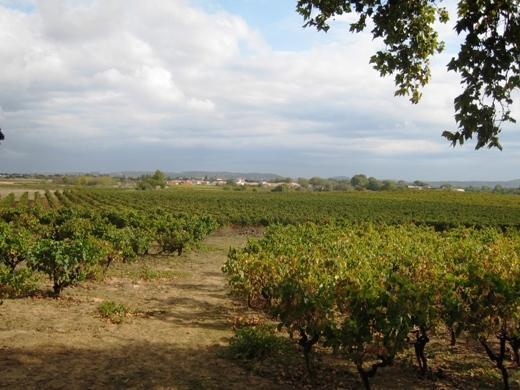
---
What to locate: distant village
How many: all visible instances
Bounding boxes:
[168,177,468,192]
[167,177,302,189]
[2,172,520,193]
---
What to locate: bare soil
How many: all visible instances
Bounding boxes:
[1,227,519,389]
[0,228,280,389]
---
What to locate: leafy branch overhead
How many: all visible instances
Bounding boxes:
[296,0,520,149]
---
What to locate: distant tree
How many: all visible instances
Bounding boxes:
[334,180,353,191]
[136,180,153,191]
[351,174,369,189]
[382,180,397,191]
[297,0,520,149]
[309,177,323,186]
[272,184,290,192]
[297,177,310,188]
[367,177,383,191]
[309,176,334,191]
[137,169,167,190]
[151,170,167,187]
[413,180,428,187]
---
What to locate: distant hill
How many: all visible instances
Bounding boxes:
[322,176,520,189]
[4,170,518,189]
[113,171,282,181]
[427,179,520,189]
[173,171,282,181]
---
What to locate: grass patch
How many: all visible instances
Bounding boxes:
[228,324,291,360]
[107,263,186,281]
[136,267,181,281]
[98,300,129,324]
[194,242,226,254]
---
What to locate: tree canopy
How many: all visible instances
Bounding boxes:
[297,0,520,149]
[137,170,167,190]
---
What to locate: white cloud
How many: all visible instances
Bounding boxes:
[0,0,517,179]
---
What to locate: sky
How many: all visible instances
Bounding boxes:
[0,0,518,181]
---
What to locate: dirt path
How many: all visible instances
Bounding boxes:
[0,228,280,389]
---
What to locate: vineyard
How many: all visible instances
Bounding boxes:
[1,187,520,388]
[0,189,219,296]
[224,223,520,389]
[3,187,520,227]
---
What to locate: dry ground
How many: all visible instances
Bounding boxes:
[0,228,281,389]
[0,227,519,389]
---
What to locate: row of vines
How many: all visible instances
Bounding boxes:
[4,188,520,227]
[1,188,515,227]
[224,223,520,389]
[0,193,218,296]
[90,188,520,227]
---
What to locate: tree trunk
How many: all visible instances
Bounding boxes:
[414,329,430,375]
[480,332,510,390]
[52,281,62,296]
[298,329,319,380]
[355,355,394,390]
[450,327,456,347]
[509,337,520,366]
[104,255,114,271]
[499,364,510,390]
[356,366,371,390]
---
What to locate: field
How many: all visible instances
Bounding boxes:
[0,187,519,389]
[3,187,520,226]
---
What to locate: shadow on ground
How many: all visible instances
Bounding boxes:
[0,343,281,390]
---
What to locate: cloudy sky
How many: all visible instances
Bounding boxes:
[0,0,518,180]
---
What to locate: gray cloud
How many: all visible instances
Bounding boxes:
[0,0,518,180]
